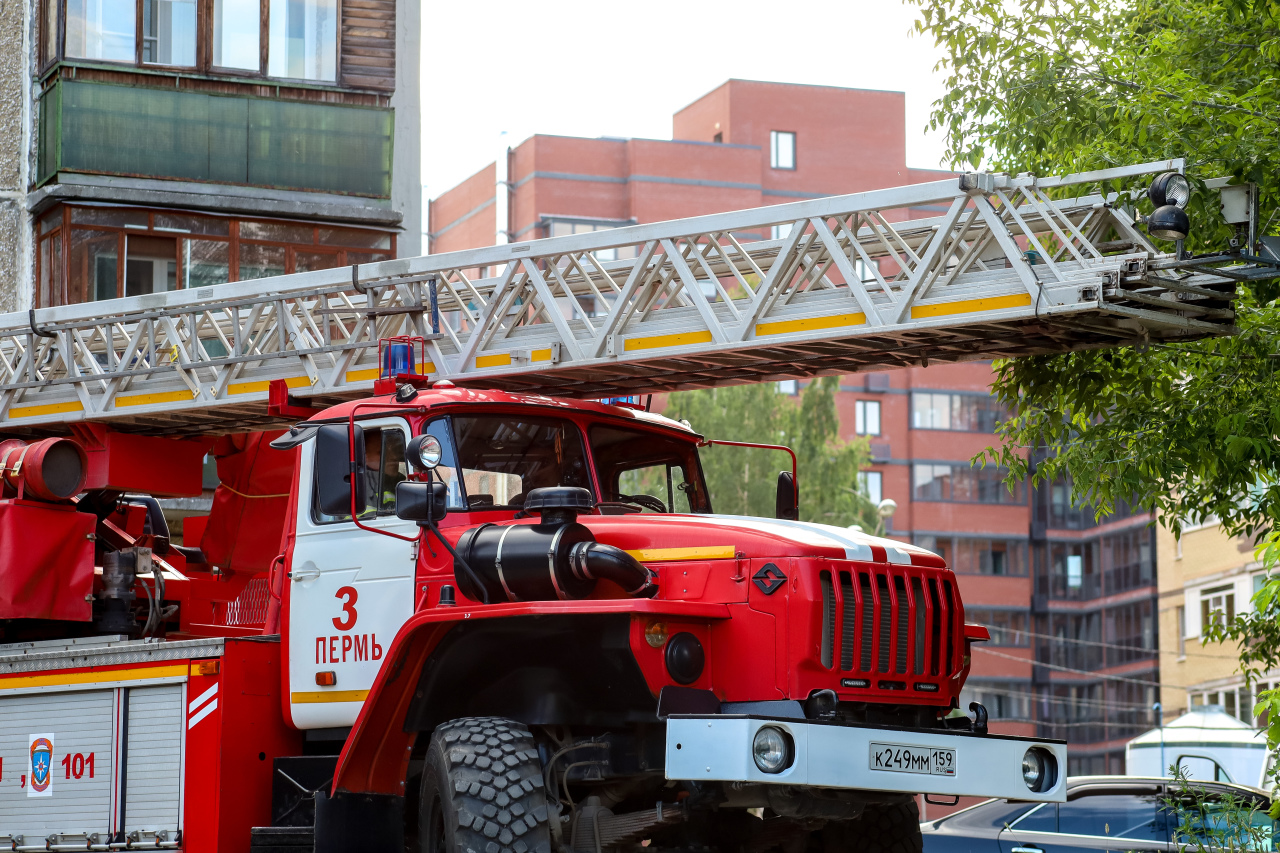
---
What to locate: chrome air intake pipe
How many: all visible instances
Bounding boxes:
[453,487,657,602]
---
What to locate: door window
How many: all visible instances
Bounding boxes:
[1055,794,1166,841]
[313,425,407,523]
[1012,803,1058,833]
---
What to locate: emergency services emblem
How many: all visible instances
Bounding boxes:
[29,734,53,797]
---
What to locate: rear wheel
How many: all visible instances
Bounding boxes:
[418,717,553,853]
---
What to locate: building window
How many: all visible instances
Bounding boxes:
[914,535,1028,576]
[212,0,260,70]
[910,391,1005,432]
[48,0,339,81]
[857,470,882,504]
[961,681,1030,721]
[1177,605,1186,657]
[965,609,1030,646]
[268,0,337,82]
[142,0,196,65]
[34,204,395,307]
[65,0,136,61]
[912,463,1024,504]
[770,223,792,240]
[770,131,796,170]
[1201,584,1236,634]
[776,379,798,396]
[854,400,881,436]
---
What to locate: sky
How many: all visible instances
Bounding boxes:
[420,0,951,204]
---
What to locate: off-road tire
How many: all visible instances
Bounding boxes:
[418,717,553,853]
[822,798,922,853]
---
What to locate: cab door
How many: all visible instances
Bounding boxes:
[998,788,1170,853]
[286,417,417,729]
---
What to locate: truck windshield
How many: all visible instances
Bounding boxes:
[589,425,710,514]
[429,415,592,511]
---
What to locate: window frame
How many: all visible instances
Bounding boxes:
[770,130,796,170]
[857,470,882,505]
[854,399,881,436]
[42,0,345,85]
[309,417,410,526]
[34,202,395,307]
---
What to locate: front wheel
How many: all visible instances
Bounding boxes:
[419,717,554,853]
[821,798,922,853]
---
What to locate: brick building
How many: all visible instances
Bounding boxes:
[428,79,1159,773]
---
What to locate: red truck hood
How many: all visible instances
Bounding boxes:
[579,513,945,568]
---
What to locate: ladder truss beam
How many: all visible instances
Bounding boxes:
[0,158,1254,434]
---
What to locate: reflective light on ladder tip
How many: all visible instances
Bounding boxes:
[188,682,219,729]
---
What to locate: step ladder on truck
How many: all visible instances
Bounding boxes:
[0,159,1268,853]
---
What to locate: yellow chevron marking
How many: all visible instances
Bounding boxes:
[625,546,736,562]
[9,400,84,419]
[623,331,715,352]
[910,293,1033,320]
[290,690,370,704]
[756,312,866,337]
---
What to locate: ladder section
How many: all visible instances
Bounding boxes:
[0,159,1252,434]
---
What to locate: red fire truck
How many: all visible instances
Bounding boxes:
[0,162,1256,853]
[0,378,1063,853]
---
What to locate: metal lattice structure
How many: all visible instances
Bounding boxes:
[0,158,1260,435]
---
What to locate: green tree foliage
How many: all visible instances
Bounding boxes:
[665,378,880,530]
[907,0,1280,795]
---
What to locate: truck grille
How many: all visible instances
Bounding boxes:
[819,567,960,680]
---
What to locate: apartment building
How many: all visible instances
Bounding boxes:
[1,0,421,310]
[1157,520,1274,724]
[427,79,1160,770]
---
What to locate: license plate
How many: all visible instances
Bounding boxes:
[869,742,956,776]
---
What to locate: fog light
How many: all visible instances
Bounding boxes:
[1022,747,1053,791]
[752,726,793,774]
[664,632,704,684]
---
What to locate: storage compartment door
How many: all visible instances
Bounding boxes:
[123,685,184,838]
[0,690,115,843]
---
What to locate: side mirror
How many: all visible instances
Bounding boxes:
[316,424,367,517]
[395,480,449,524]
[776,471,798,520]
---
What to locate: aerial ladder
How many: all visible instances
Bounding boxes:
[0,158,1265,435]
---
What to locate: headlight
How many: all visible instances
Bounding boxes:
[752,726,793,774]
[1022,747,1054,791]
[1149,171,1191,209]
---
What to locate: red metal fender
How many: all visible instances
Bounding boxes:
[330,599,730,797]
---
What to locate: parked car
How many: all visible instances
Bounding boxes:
[922,776,1275,853]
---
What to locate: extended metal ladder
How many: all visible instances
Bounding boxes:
[0,158,1263,435]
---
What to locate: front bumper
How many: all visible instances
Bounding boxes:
[664,716,1067,802]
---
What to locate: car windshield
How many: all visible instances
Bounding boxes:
[589,424,710,514]
[428,415,592,511]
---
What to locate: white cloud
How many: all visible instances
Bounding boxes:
[420,0,949,202]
